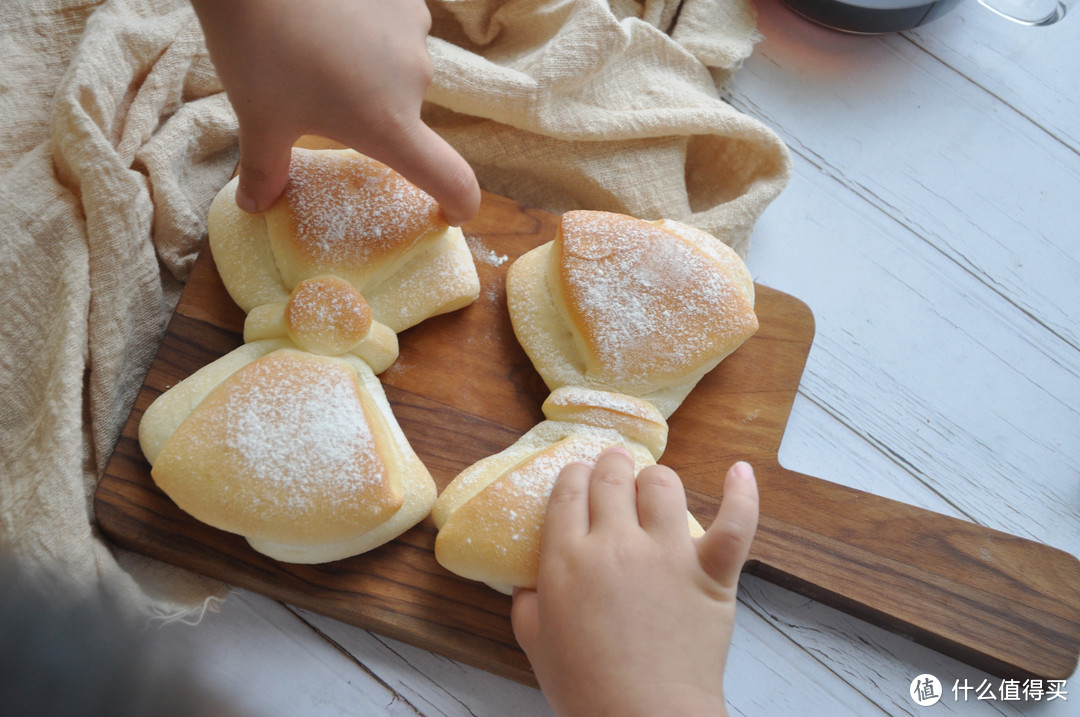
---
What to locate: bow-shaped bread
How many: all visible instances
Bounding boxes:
[434,211,757,590]
[139,148,480,563]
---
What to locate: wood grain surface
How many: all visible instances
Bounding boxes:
[95,190,1080,686]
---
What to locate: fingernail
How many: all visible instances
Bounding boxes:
[442,210,462,228]
[601,445,631,458]
[235,188,260,214]
[732,461,755,480]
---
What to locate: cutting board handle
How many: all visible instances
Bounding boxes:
[745,464,1080,680]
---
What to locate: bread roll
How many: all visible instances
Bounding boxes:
[138,146,481,563]
[432,387,703,593]
[140,343,437,564]
[507,210,758,417]
[207,147,480,333]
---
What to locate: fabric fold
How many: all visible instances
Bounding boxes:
[2,0,236,622]
[426,0,789,255]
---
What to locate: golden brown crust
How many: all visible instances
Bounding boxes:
[507,211,759,418]
[436,210,754,592]
[241,283,400,374]
[554,210,758,395]
[266,148,442,290]
[284,275,372,355]
[540,387,668,460]
[434,427,641,590]
[151,349,403,546]
[433,415,701,592]
[207,148,480,333]
[141,147,481,564]
[143,346,437,563]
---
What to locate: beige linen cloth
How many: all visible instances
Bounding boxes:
[0,0,790,621]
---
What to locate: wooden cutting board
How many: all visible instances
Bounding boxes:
[96,190,1080,685]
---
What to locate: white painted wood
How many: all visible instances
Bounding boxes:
[722,587,892,716]
[292,582,891,717]
[290,605,554,717]
[735,0,1080,544]
[737,575,1076,716]
[157,2,1080,715]
[907,3,1080,151]
[154,590,412,716]
[721,0,1080,713]
[745,155,1080,548]
[735,1,1080,353]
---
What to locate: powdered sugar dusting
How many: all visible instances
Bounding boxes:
[659,218,753,296]
[469,433,617,550]
[282,149,440,271]
[507,437,605,503]
[559,211,756,390]
[285,277,370,353]
[216,352,390,516]
[545,386,663,422]
[465,233,508,267]
[368,242,476,330]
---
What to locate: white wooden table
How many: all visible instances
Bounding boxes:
[153,3,1080,714]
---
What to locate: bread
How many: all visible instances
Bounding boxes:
[506,210,758,418]
[432,387,703,593]
[139,147,481,563]
[243,274,400,373]
[434,210,755,591]
[207,147,481,333]
[140,342,436,563]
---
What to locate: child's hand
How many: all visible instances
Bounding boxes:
[511,447,759,717]
[191,0,480,225]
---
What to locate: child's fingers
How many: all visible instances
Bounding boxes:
[697,462,759,589]
[510,586,539,656]
[587,446,639,532]
[367,121,481,227]
[635,464,690,541]
[234,124,295,214]
[540,460,592,555]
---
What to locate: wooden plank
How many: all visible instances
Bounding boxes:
[293,591,891,717]
[731,0,1080,561]
[290,606,556,717]
[95,189,1080,686]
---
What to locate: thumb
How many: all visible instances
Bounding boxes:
[365,121,481,227]
[235,124,296,214]
[697,461,759,590]
[510,586,540,655]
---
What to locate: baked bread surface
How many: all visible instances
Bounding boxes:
[507,210,758,417]
[207,147,480,333]
[142,344,438,564]
[433,387,703,593]
[436,211,757,591]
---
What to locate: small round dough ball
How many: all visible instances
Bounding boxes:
[285,276,372,355]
